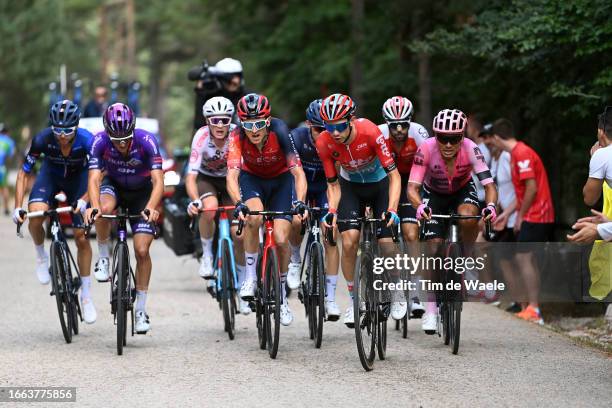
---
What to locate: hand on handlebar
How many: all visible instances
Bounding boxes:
[292,200,308,221]
[86,207,100,224]
[482,204,497,223]
[322,210,337,229]
[384,210,400,228]
[187,199,201,216]
[233,201,250,221]
[12,208,26,225]
[75,199,88,216]
[142,208,159,223]
[416,203,431,221]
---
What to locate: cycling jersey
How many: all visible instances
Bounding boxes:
[227,117,301,178]
[89,129,163,190]
[291,126,326,184]
[188,124,237,177]
[23,128,93,178]
[316,118,396,183]
[510,141,554,223]
[378,122,429,175]
[409,137,493,194]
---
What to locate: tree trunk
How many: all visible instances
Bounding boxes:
[350,0,364,113]
[411,6,432,129]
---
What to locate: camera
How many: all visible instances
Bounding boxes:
[187,60,221,92]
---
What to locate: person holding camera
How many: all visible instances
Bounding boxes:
[188,58,247,130]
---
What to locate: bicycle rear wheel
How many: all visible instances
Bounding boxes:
[444,242,463,352]
[263,248,281,359]
[377,308,387,360]
[308,243,325,349]
[115,242,130,356]
[50,241,72,343]
[220,240,236,340]
[353,251,376,371]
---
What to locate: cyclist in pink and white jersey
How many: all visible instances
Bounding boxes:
[408,109,497,334]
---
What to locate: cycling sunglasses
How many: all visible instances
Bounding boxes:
[241,119,269,132]
[324,121,350,133]
[387,121,410,131]
[109,133,133,142]
[310,125,325,133]
[208,116,232,127]
[436,134,463,145]
[51,126,76,136]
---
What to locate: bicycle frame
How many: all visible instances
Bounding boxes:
[214,209,239,294]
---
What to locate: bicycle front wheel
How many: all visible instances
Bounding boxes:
[50,241,72,343]
[220,240,236,340]
[263,248,281,359]
[353,251,376,371]
[308,242,325,349]
[115,242,130,356]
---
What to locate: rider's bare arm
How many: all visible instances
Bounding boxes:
[226,168,242,204]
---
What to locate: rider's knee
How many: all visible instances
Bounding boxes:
[100,202,115,214]
[74,233,90,249]
[134,243,150,260]
[201,210,215,223]
[342,237,359,255]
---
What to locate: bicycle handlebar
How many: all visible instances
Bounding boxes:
[418,213,494,241]
[235,209,299,237]
[16,206,76,237]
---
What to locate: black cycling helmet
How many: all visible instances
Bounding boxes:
[49,99,81,127]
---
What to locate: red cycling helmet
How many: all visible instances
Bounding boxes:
[236,93,271,120]
[432,109,467,134]
[320,93,356,122]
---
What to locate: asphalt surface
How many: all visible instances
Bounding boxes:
[0,215,610,407]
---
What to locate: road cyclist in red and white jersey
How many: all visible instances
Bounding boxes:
[379,96,429,319]
[315,93,404,327]
[408,108,498,334]
[185,97,249,314]
[226,93,308,326]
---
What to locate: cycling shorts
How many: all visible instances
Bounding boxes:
[28,168,87,225]
[337,177,394,238]
[420,180,479,240]
[239,170,295,222]
[306,180,328,209]
[100,176,155,235]
[197,173,232,206]
[399,175,416,224]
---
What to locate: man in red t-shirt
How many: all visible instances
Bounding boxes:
[491,118,554,325]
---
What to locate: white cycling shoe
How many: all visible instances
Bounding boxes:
[81,297,97,324]
[391,301,408,320]
[135,310,150,334]
[94,257,110,282]
[280,302,293,326]
[240,279,256,300]
[239,298,251,315]
[343,305,354,328]
[325,300,341,321]
[199,256,214,279]
[287,262,301,290]
[422,312,437,335]
[36,257,50,285]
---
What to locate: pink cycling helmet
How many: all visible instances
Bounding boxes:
[382,96,413,122]
[432,109,467,134]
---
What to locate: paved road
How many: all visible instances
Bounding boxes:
[0,216,610,407]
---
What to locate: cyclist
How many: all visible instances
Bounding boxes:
[186,96,249,315]
[379,96,429,319]
[407,108,498,334]
[286,99,341,320]
[0,123,16,215]
[315,93,403,327]
[226,93,307,326]
[85,103,163,334]
[12,100,97,324]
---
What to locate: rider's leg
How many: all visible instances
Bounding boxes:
[324,229,340,300]
[133,232,154,309]
[340,229,361,299]
[27,201,49,248]
[243,197,264,284]
[97,193,117,259]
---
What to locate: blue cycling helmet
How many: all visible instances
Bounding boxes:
[306,99,324,127]
[49,99,81,127]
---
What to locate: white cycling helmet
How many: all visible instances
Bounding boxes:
[203,96,235,117]
[382,96,413,122]
[214,58,243,75]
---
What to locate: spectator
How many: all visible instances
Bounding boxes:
[467,114,492,203]
[491,118,555,325]
[0,123,16,215]
[568,209,611,242]
[83,86,109,117]
[191,58,247,130]
[582,106,612,207]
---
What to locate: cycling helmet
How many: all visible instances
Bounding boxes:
[432,109,467,134]
[237,93,271,120]
[305,99,324,126]
[203,96,235,117]
[103,103,135,140]
[320,93,356,122]
[382,96,413,122]
[214,58,243,75]
[49,99,81,127]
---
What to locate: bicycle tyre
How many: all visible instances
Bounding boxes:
[450,300,462,354]
[220,240,236,340]
[50,241,72,343]
[353,251,376,371]
[116,242,130,356]
[255,257,266,350]
[377,312,387,360]
[445,242,463,353]
[263,248,281,359]
[401,312,408,339]
[310,243,325,349]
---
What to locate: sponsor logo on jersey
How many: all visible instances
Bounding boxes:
[518,159,531,172]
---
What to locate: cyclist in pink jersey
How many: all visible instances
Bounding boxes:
[408,109,497,334]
